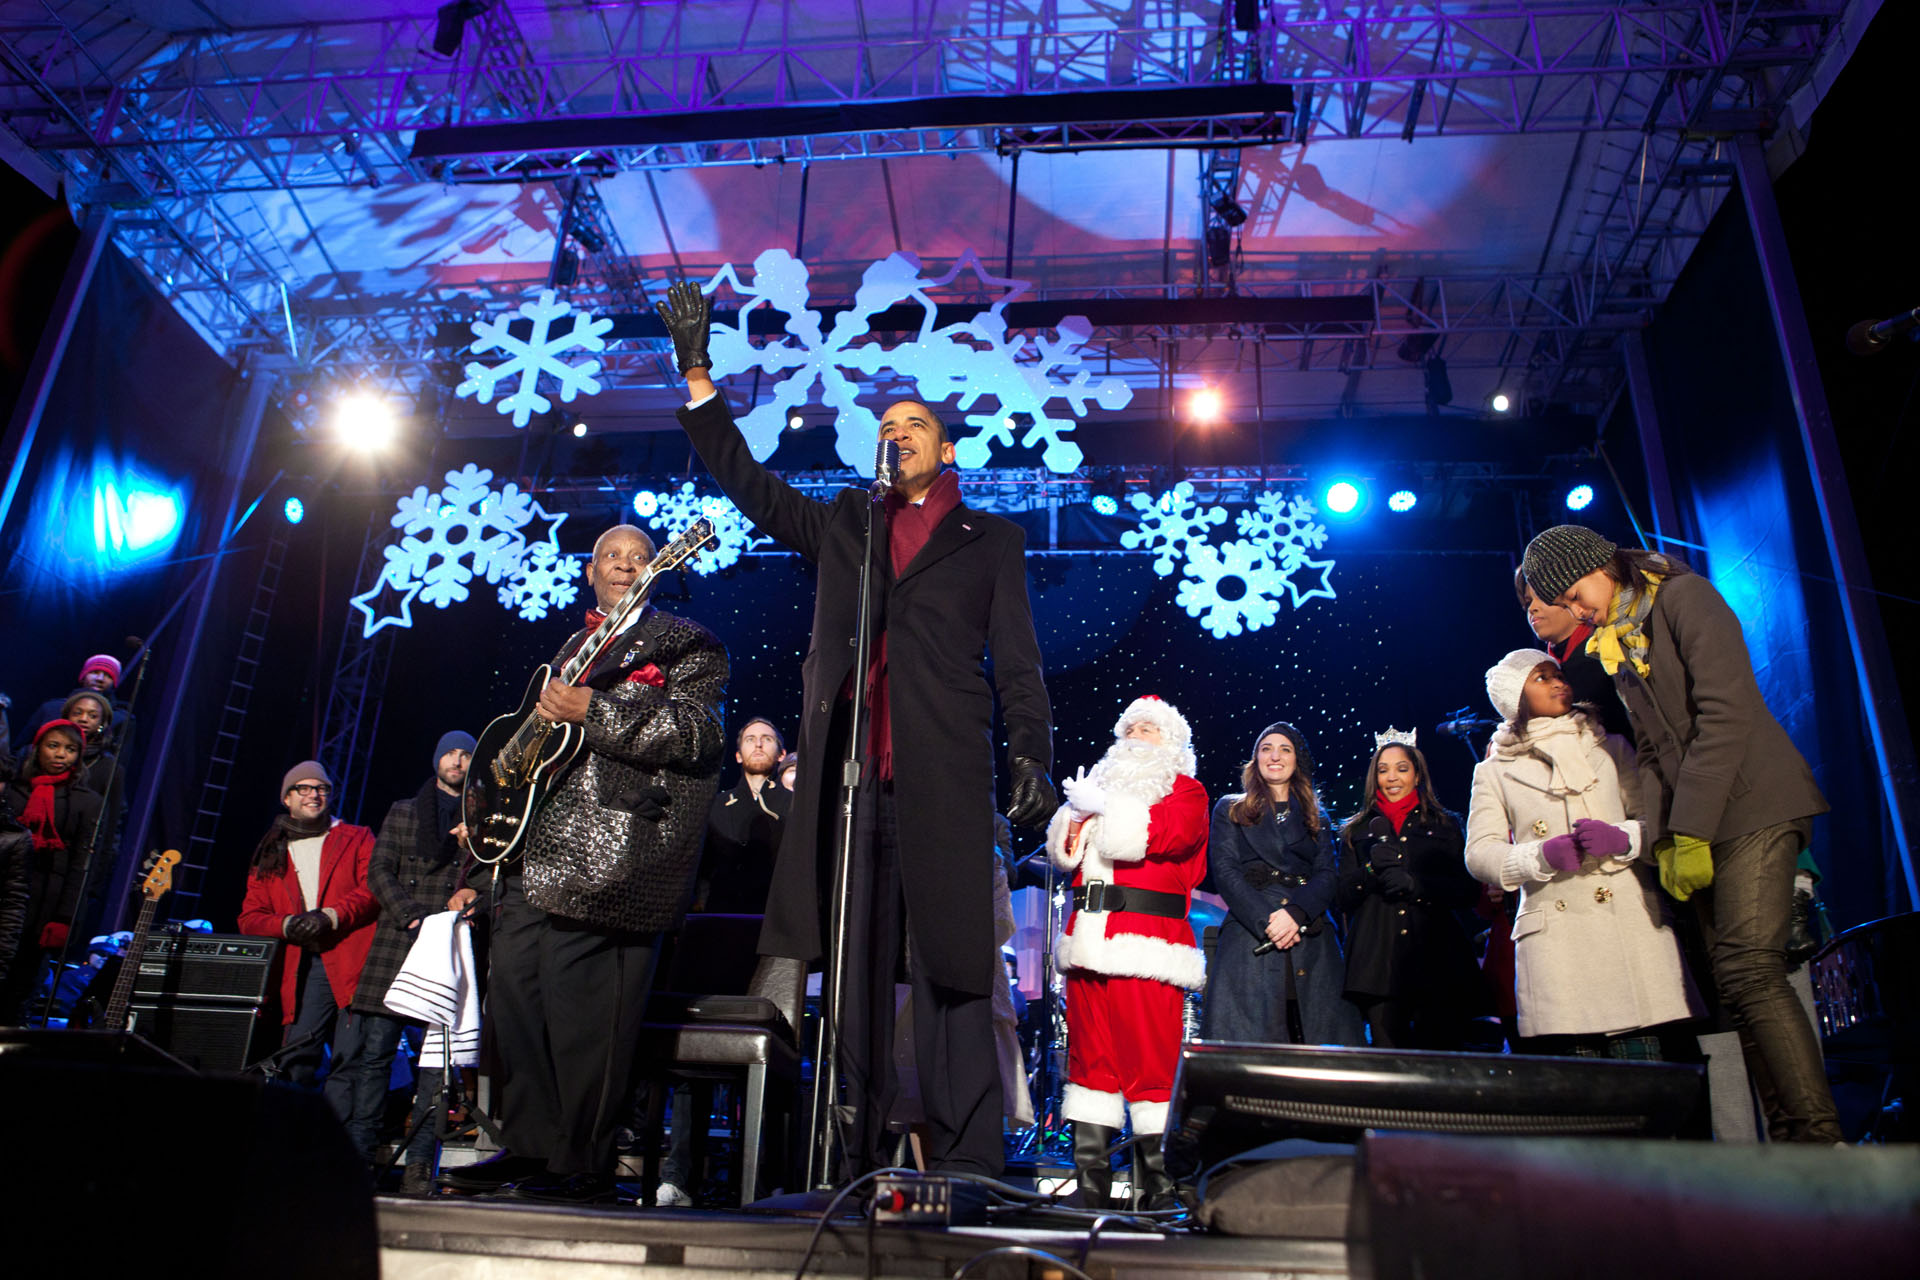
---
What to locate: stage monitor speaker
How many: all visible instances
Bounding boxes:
[1167,1041,1703,1174]
[127,998,265,1072]
[0,1030,376,1277]
[131,932,278,1003]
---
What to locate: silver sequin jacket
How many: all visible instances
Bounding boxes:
[520,608,729,933]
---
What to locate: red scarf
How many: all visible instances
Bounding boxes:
[1547,622,1594,665]
[1376,790,1420,834]
[21,771,73,851]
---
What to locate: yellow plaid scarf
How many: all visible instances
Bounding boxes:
[1587,571,1663,677]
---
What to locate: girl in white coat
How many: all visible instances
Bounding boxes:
[1465,649,1702,1057]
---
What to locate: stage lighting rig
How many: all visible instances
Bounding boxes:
[1565,483,1595,512]
[1205,225,1233,271]
[1210,195,1249,228]
[1190,387,1224,423]
[571,421,587,438]
[1423,355,1453,411]
[1323,480,1363,516]
[334,393,397,452]
[432,2,487,57]
[283,497,305,525]
[1490,392,1513,414]
[1388,489,1417,513]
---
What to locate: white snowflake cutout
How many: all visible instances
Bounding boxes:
[456,289,614,428]
[1118,482,1228,576]
[1175,540,1285,638]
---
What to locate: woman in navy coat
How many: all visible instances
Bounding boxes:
[1201,723,1363,1046]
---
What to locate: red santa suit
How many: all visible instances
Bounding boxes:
[1048,696,1209,1137]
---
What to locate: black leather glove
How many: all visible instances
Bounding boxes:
[621,784,672,823]
[1370,860,1419,902]
[655,280,712,374]
[1005,756,1059,830]
[284,910,330,949]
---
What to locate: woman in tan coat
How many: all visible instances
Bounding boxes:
[1466,649,1702,1055]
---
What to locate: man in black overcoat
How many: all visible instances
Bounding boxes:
[657,281,1059,1179]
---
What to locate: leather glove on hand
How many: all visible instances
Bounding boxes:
[1006,756,1059,830]
[1571,818,1633,861]
[284,910,330,948]
[1369,858,1419,902]
[623,784,672,823]
[1654,835,1714,901]
[655,280,713,374]
[1541,833,1582,875]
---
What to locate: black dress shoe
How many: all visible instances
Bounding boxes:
[511,1172,617,1204]
[441,1152,547,1191]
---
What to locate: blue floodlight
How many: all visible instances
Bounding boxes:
[1090,493,1119,516]
[1565,483,1595,511]
[1387,489,1417,513]
[1323,480,1362,516]
[283,496,305,524]
[91,478,182,565]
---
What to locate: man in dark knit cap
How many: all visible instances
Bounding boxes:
[12,654,131,759]
[348,730,476,1190]
[237,761,380,1121]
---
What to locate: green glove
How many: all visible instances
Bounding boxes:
[1654,835,1714,901]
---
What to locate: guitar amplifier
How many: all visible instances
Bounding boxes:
[124,1000,265,1073]
[131,932,278,1004]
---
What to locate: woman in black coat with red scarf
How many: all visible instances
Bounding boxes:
[0,719,105,1020]
[1335,730,1487,1049]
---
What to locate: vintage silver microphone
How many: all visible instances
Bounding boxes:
[871,437,900,497]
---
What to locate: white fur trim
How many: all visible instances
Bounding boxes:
[1047,803,1082,871]
[1096,792,1152,863]
[1129,1099,1170,1136]
[1060,925,1207,991]
[1063,1083,1126,1128]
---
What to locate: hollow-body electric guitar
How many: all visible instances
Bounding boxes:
[464,519,716,866]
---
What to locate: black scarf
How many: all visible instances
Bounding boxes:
[419,777,460,868]
[250,811,332,879]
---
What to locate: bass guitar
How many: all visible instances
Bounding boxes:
[464,518,716,865]
[103,849,183,1033]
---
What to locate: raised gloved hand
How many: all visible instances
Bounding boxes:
[1006,756,1059,830]
[1541,833,1582,875]
[38,921,68,950]
[655,280,712,375]
[1654,835,1714,901]
[1571,818,1633,861]
[284,910,331,949]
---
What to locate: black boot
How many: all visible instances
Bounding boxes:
[1131,1137,1180,1212]
[1070,1122,1116,1209]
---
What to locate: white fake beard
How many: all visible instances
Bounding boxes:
[1085,738,1188,804]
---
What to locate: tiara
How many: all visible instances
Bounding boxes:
[1374,726,1418,750]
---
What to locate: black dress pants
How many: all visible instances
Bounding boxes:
[488,874,660,1175]
[835,782,1004,1179]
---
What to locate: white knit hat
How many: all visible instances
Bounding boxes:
[1486,649,1558,724]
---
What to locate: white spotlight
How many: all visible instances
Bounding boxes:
[571,421,588,438]
[1190,387,1223,423]
[334,393,396,451]
[787,413,806,431]
[1491,392,1513,414]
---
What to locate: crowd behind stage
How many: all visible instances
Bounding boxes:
[0,517,1846,1206]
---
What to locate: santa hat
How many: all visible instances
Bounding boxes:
[1486,648,1558,724]
[78,654,122,687]
[1112,695,1192,752]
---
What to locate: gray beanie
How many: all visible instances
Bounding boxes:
[281,760,332,796]
[433,730,477,770]
[1522,524,1616,605]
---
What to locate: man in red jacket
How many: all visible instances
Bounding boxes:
[238,761,380,1153]
[1048,696,1209,1210]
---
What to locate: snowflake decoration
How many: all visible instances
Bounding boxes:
[456,289,614,428]
[1235,492,1329,570]
[1118,482,1228,576]
[699,248,1131,474]
[1175,540,1285,638]
[631,481,763,575]
[355,464,537,625]
[499,540,582,622]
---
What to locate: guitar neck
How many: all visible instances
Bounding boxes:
[104,897,161,1031]
[559,566,659,684]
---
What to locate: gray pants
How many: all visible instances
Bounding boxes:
[1693,819,1841,1143]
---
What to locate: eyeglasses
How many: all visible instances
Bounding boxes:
[289,784,332,797]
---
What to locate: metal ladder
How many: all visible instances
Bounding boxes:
[171,528,291,919]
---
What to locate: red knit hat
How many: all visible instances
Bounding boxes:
[79,654,122,687]
[35,718,84,748]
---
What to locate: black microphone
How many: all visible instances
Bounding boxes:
[1846,305,1920,357]
[871,438,900,497]
[1435,715,1498,737]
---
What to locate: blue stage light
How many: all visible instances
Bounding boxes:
[283,496,305,524]
[92,478,182,565]
[1323,480,1362,516]
[1565,483,1595,511]
[1387,489,1417,513]
[1091,493,1119,516]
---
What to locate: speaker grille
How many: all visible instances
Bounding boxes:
[126,1002,261,1073]
[1225,1093,1648,1136]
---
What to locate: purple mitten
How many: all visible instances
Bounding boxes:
[1572,818,1632,860]
[1541,833,1582,875]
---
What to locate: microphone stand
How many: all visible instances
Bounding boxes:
[806,454,894,1190]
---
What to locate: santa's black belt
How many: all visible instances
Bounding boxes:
[1072,881,1187,919]
[1241,863,1309,888]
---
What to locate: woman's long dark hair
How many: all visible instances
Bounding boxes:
[1228,733,1322,836]
[1340,742,1453,851]
[1601,547,1691,595]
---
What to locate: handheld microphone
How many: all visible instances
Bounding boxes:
[871,438,900,497]
[1846,304,1920,357]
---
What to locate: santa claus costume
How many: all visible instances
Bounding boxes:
[1047,696,1209,1209]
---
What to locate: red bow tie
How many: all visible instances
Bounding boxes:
[585,608,607,628]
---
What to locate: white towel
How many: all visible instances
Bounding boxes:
[383,911,481,1069]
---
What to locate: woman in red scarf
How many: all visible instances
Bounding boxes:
[1,720,106,1021]
[1334,731,1489,1048]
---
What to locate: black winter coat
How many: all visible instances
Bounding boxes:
[351,778,467,1014]
[1335,805,1485,1007]
[679,396,1053,996]
[698,776,789,913]
[0,825,30,985]
[1,777,107,943]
